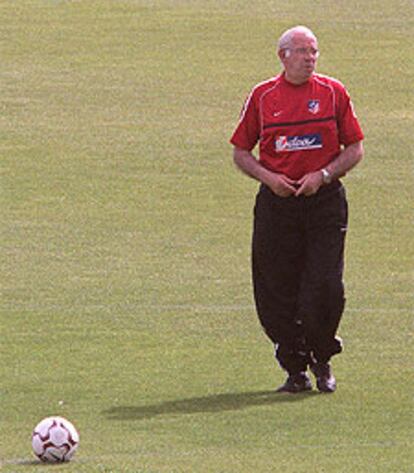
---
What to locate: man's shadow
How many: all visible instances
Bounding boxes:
[104,389,318,421]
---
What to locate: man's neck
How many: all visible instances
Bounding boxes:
[284,71,313,85]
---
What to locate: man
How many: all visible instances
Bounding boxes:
[230,26,364,393]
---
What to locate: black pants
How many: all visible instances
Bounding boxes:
[252,181,348,375]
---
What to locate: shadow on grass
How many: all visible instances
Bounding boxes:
[4,459,55,468]
[104,389,319,421]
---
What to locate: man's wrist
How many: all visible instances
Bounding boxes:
[321,168,332,184]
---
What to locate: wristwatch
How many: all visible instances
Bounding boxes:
[321,168,332,184]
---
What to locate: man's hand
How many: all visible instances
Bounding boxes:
[295,171,323,197]
[294,141,364,197]
[266,173,298,197]
[233,147,299,197]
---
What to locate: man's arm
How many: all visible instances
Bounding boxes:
[323,140,364,180]
[233,146,297,197]
[295,141,364,196]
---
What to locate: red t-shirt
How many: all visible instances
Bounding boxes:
[230,72,364,180]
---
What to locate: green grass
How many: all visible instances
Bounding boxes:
[1,0,413,471]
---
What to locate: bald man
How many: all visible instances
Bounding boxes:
[230,26,364,393]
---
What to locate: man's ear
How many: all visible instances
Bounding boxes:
[278,49,290,62]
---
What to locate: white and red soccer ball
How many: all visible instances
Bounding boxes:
[32,416,79,462]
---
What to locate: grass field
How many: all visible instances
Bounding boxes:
[1,0,413,471]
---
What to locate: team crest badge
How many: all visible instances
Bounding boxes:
[308,100,320,114]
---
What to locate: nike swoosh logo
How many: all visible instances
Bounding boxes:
[273,111,282,117]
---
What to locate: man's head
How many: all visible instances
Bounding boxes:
[277,26,319,84]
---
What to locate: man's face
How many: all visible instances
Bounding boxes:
[280,33,319,84]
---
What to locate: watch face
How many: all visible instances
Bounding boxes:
[322,169,331,183]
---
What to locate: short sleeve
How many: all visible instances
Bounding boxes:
[336,86,364,146]
[230,90,261,151]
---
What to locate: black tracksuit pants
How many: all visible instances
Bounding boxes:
[252,181,348,375]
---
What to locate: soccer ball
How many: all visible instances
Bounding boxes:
[32,416,79,462]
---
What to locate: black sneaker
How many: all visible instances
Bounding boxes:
[276,372,312,393]
[310,362,336,393]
